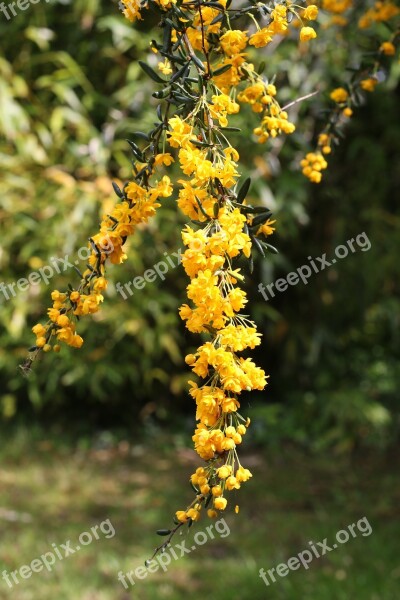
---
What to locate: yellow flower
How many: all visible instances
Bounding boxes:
[121,0,142,23]
[154,0,177,9]
[322,0,351,14]
[210,93,240,126]
[51,290,66,302]
[176,510,188,523]
[70,291,80,303]
[303,5,319,20]
[220,30,248,57]
[158,58,172,75]
[380,41,395,56]
[93,277,108,292]
[236,466,252,482]
[360,78,378,92]
[270,5,288,34]
[48,308,60,322]
[257,218,276,238]
[359,2,399,29]
[300,26,317,41]
[70,334,84,348]
[154,153,174,167]
[186,508,201,521]
[214,497,228,510]
[217,465,232,479]
[57,315,70,327]
[330,87,349,103]
[226,476,240,490]
[301,151,328,183]
[167,116,193,148]
[32,324,46,336]
[249,28,273,48]
[156,175,173,197]
[212,485,223,497]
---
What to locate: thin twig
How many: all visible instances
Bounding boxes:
[281,90,319,111]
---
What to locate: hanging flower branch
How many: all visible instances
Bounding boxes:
[302,0,399,183]
[21,0,399,558]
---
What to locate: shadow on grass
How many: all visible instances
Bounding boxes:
[0,425,399,599]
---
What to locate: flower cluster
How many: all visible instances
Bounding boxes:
[359,1,399,29]
[28,1,320,365]
[168,96,271,523]
[115,2,312,543]
[322,0,352,26]
[302,2,399,183]
[29,163,173,356]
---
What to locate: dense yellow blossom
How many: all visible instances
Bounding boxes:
[322,0,352,14]
[359,2,399,29]
[301,152,328,183]
[330,87,349,103]
[360,78,379,92]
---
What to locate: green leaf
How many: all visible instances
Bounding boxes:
[250,212,273,227]
[112,182,124,198]
[162,22,172,52]
[156,529,172,536]
[220,126,241,132]
[153,86,172,99]
[252,236,265,257]
[195,195,211,220]
[189,138,213,147]
[126,139,144,161]
[236,177,251,204]
[170,61,191,83]
[205,2,225,9]
[138,61,166,83]
[262,241,279,254]
[212,63,232,77]
[210,13,224,25]
[191,54,206,72]
[131,131,150,141]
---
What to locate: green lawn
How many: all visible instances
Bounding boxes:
[0,426,399,599]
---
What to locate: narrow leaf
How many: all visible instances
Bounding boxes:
[236,177,251,204]
[139,61,165,83]
[156,529,172,536]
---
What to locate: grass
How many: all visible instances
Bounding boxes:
[0,425,399,599]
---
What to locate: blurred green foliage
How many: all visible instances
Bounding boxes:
[0,1,399,450]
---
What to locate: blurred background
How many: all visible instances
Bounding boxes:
[0,1,399,598]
